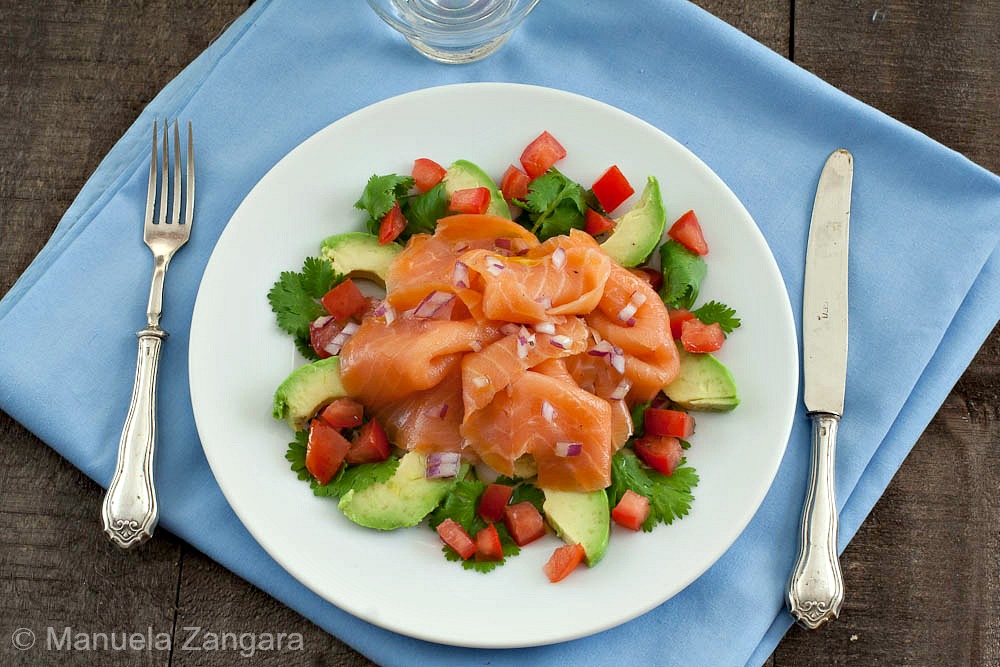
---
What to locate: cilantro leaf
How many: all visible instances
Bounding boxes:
[659,240,707,310]
[607,450,699,532]
[443,523,521,573]
[516,170,587,240]
[355,173,414,224]
[692,300,741,335]
[511,481,545,513]
[428,475,487,535]
[285,430,399,497]
[267,256,342,344]
[401,182,448,237]
[630,400,652,439]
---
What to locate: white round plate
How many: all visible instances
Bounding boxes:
[189,83,797,648]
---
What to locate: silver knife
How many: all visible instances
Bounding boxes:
[786,148,852,629]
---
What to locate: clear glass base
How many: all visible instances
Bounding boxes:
[404,32,512,64]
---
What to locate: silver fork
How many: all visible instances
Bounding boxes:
[102,120,194,549]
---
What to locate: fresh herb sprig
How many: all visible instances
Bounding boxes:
[267,257,342,360]
[607,450,699,532]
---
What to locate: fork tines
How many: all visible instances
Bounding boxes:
[146,119,195,232]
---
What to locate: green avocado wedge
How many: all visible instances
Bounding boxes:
[542,488,610,566]
[444,159,511,219]
[338,451,462,530]
[664,344,740,411]
[599,176,667,267]
[272,356,347,430]
[320,231,402,286]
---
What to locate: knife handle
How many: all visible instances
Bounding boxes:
[101,327,166,549]
[787,412,845,629]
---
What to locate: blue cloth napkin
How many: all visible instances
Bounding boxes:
[2,1,997,665]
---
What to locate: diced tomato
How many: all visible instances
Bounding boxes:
[543,543,586,583]
[680,318,725,353]
[668,308,696,339]
[503,501,546,546]
[668,210,709,255]
[644,408,695,439]
[478,483,515,523]
[449,187,491,214]
[631,267,664,292]
[500,165,530,201]
[475,524,504,562]
[321,279,368,322]
[584,208,616,236]
[319,398,364,429]
[412,158,446,193]
[436,519,476,560]
[591,165,635,213]
[633,435,684,476]
[345,419,391,464]
[309,316,342,359]
[305,418,352,485]
[611,489,650,531]
[378,201,407,245]
[519,131,567,179]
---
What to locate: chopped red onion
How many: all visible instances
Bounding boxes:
[555,441,583,457]
[499,323,520,336]
[425,452,462,479]
[485,257,505,276]
[609,377,632,400]
[541,400,556,423]
[516,248,530,256]
[453,242,469,253]
[550,334,573,350]
[610,345,626,374]
[452,261,470,289]
[373,301,396,325]
[534,296,553,309]
[312,315,333,328]
[425,403,450,419]
[587,340,614,357]
[551,246,567,269]
[413,290,455,318]
[323,321,360,356]
[516,326,536,360]
[470,340,483,353]
[617,291,648,326]
[495,238,512,250]
[535,322,556,335]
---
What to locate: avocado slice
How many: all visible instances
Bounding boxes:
[664,344,740,412]
[320,232,402,286]
[599,176,667,267]
[338,451,461,530]
[542,488,610,566]
[272,356,347,430]
[444,159,511,219]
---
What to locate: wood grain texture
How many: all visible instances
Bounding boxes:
[0,1,995,666]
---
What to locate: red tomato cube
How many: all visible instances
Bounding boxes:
[584,208,616,236]
[449,187,491,214]
[668,210,709,255]
[345,419,391,464]
[321,279,368,323]
[680,318,725,353]
[633,435,684,476]
[503,501,546,546]
[543,543,586,583]
[477,483,515,523]
[475,524,504,562]
[519,131,567,179]
[668,308,696,340]
[412,158,447,193]
[309,316,342,359]
[611,489,650,531]
[436,519,476,560]
[319,398,364,429]
[643,408,695,439]
[378,201,407,245]
[591,165,635,213]
[500,164,530,201]
[305,418,352,485]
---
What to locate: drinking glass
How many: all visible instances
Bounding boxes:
[366,0,542,64]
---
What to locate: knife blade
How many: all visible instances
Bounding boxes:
[786,149,852,629]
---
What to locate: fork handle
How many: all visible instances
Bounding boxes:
[101,327,167,549]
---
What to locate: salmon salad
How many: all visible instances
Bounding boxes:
[269,132,742,580]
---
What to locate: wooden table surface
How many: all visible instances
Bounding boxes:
[1,2,997,665]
